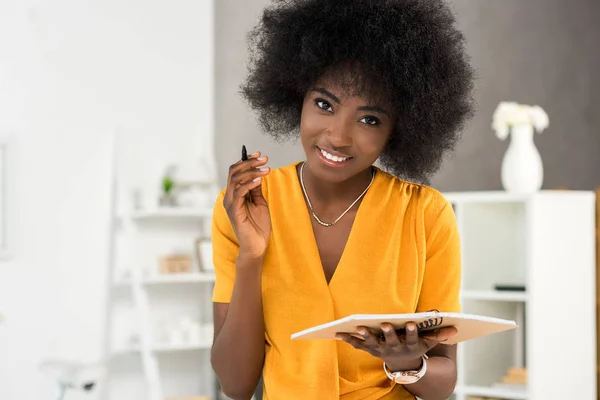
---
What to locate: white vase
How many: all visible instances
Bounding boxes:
[501,124,543,193]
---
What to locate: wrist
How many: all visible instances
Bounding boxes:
[236,254,264,277]
[238,247,266,262]
[237,251,264,265]
[384,356,423,373]
[384,355,428,385]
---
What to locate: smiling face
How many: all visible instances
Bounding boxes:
[299,73,395,183]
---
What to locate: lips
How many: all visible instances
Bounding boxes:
[317,146,352,161]
[316,146,352,168]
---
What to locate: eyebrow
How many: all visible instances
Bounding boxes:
[311,87,390,117]
[357,105,389,117]
[312,87,341,104]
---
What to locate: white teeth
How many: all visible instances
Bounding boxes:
[320,149,347,162]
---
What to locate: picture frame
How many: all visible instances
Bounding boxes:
[0,136,12,260]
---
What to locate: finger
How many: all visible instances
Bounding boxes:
[232,177,263,200]
[335,333,378,356]
[231,165,271,187]
[232,151,259,167]
[225,155,269,209]
[239,151,261,163]
[232,155,268,178]
[228,155,268,185]
[248,181,267,206]
[421,326,458,345]
[381,323,401,348]
[356,327,380,349]
[404,322,419,349]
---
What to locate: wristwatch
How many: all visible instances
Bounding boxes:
[383,354,428,384]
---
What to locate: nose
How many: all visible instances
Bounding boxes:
[326,118,353,148]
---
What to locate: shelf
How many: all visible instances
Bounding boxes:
[461,290,528,302]
[443,191,531,204]
[143,273,215,285]
[443,190,594,204]
[121,207,213,220]
[458,384,527,399]
[114,272,215,287]
[152,342,212,352]
[449,191,596,399]
[112,342,212,356]
[111,346,142,356]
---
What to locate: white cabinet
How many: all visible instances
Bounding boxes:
[443,191,596,400]
[104,208,218,400]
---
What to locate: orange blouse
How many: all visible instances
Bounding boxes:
[211,161,462,399]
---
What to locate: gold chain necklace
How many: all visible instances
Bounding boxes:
[299,161,374,227]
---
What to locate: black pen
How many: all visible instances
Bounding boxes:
[242,144,248,162]
[242,145,252,203]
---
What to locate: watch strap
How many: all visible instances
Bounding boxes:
[383,354,428,384]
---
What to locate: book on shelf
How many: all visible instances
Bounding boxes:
[291,311,517,345]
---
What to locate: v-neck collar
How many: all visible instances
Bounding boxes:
[290,161,380,289]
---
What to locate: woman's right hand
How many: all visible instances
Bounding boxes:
[223,151,272,260]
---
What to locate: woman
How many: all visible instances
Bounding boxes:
[210,0,474,399]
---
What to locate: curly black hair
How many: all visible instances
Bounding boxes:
[240,0,475,183]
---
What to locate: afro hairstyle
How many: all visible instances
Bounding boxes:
[240,0,475,183]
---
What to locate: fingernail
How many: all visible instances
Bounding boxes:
[407,324,415,332]
[358,329,367,335]
[250,152,260,157]
[257,156,267,161]
[258,167,269,171]
[335,334,343,340]
[382,326,391,332]
[253,177,262,182]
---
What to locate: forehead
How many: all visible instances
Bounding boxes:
[312,66,391,106]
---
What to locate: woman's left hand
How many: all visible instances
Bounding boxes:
[335,322,458,371]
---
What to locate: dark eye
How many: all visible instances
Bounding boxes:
[315,99,333,113]
[360,116,381,126]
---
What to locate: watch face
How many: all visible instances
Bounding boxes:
[394,376,420,384]
[384,357,427,385]
[392,371,421,384]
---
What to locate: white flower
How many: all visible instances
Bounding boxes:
[529,105,549,133]
[491,101,549,140]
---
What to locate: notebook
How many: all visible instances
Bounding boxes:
[290,311,517,345]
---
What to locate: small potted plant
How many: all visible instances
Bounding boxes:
[159,165,178,207]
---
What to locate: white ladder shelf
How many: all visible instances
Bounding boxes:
[104,204,218,400]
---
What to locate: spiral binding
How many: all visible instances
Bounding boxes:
[376,310,444,340]
[416,316,443,331]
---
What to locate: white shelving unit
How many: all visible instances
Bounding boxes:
[126,208,214,220]
[442,190,596,400]
[104,207,218,400]
[114,272,216,286]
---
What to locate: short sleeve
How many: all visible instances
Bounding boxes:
[416,196,462,313]
[211,189,239,303]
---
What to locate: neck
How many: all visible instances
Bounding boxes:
[300,161,374,205]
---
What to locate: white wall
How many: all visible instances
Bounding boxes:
[0,0,214,399]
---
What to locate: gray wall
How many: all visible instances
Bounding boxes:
[215,0,305,186]
[215,0,600,192]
